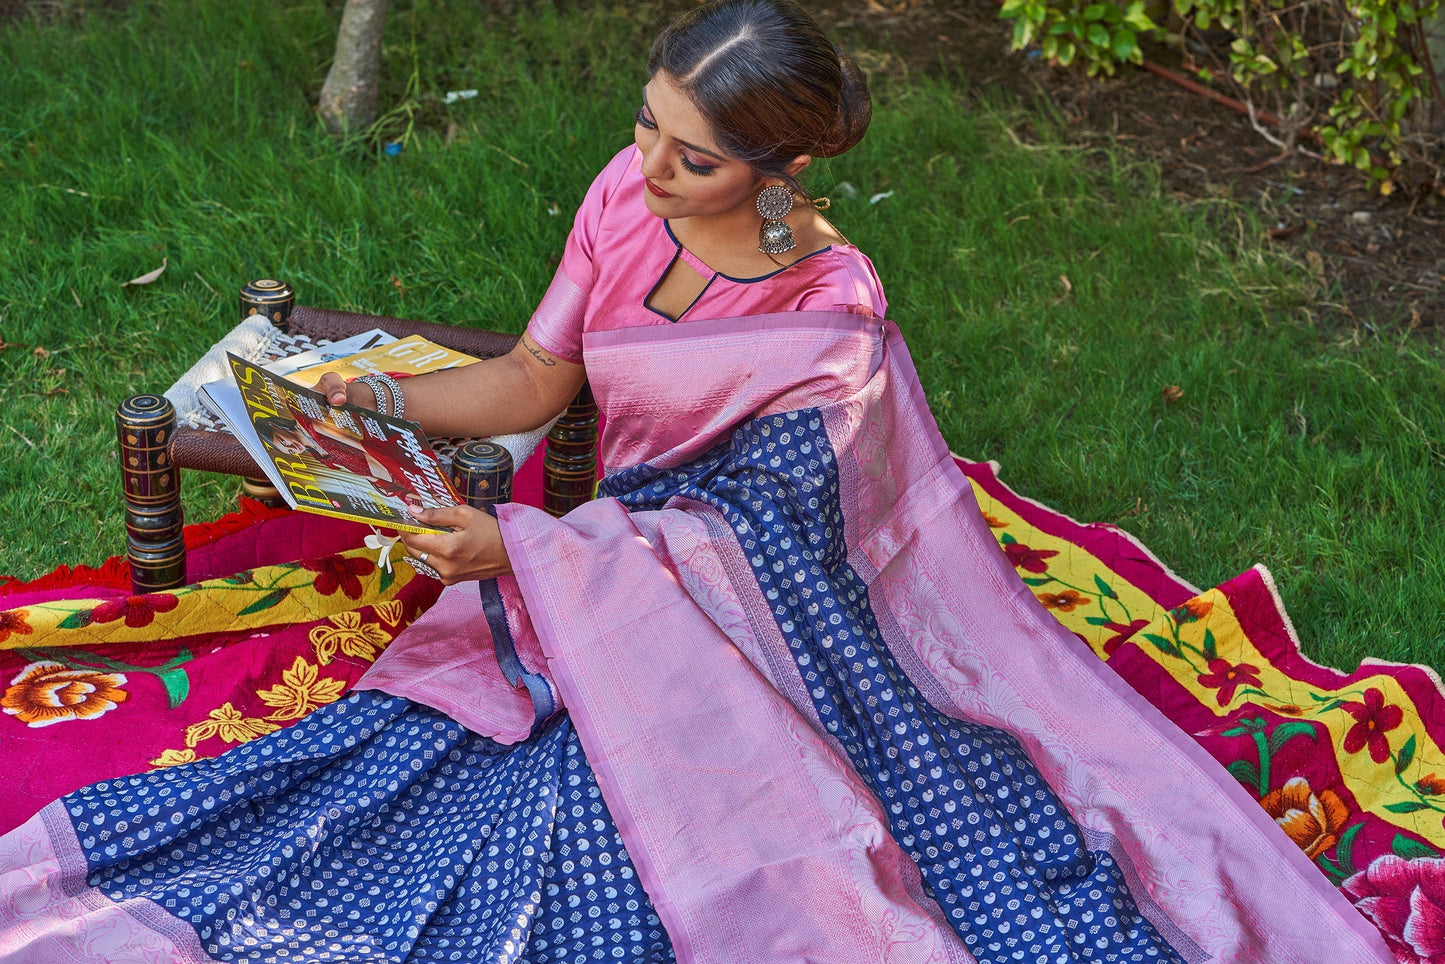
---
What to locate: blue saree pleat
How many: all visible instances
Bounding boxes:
[60,691,675,963]
[602,407,1187,964]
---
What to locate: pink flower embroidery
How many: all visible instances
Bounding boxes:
[1343,855,1445,963]
[300,555,376,599]
[91,593,179,629]
[1101,619,1149,656]
[1341,687,1404,764]
[1003,542,1058,574]
[1196,658,1263,707]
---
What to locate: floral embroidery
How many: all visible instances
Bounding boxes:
[982,512,1007,529]
[0,610,33,644]
[1343,855,1445,964]
[91,593,180,629]
[300,554,376,599]
[256,657,347,721]
[150,748,197,768]
[1261,777,1351,858]
[184,702,279,747]
[1417,774,1445,796]
[374,599,405,627]
[1036,589,1090,612]
[1004,542,1059,573]
[1101,619,1149,656]
[1341,687,1404,764]
[1196,658,1264,707]
[2,661,128,727]
[1170,598,1213,624]
[310,610,391,666]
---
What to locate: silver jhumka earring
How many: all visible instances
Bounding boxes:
[756,184,797,255]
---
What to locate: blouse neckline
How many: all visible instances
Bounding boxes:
[662,221,835,284]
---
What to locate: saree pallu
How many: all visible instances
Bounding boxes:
[0,312,1393,963]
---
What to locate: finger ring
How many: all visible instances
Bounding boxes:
[418,552,430,565]
[407,556,440,580]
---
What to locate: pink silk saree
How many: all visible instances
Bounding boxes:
[362,310,1391,962]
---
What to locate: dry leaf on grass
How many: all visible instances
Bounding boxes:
[1050,275,1073,306]
[122,257,169,287]
[1161,385,1185,403]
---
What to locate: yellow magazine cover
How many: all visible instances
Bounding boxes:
[280,335,481,388]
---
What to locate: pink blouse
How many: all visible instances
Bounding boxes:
[526,146,888,365]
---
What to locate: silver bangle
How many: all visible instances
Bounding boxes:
[357,373,404,419]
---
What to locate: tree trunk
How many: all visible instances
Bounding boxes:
[317,0,392,137]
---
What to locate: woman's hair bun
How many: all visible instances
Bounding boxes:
[815,51,871,158]
[650,0,874,186]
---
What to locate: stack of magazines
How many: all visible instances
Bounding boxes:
[201,331,479,533]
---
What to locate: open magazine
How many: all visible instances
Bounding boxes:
[211,352,463,533]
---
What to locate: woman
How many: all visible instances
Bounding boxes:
[0,2,1392,962]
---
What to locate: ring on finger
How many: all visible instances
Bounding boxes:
[405,554,440,580]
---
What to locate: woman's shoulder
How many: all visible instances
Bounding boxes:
[783,242,888,319]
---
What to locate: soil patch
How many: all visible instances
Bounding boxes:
[810,0,1445,335]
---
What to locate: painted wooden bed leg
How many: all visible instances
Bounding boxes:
[544,383,598,517]
[118,393,186,592]
[239,277,295,328]
[450,440,514,514]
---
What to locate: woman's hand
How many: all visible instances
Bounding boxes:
[398,504,511,585]
[313,371,376,410]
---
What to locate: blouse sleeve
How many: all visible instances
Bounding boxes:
[524,147,637,364]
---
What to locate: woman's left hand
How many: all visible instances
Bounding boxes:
[398,504,511,585]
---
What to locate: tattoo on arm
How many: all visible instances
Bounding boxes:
[522,336,557,367]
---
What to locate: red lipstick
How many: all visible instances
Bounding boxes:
[646,179,673,199]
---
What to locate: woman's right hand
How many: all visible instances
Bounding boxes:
[313,371,376,410]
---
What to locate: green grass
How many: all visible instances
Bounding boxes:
[2,0,1441,671]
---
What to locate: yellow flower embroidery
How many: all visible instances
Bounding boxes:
[310,610,390,666]
[257,657,347,721]
[150,748,198,768]
[374,600,405,626]
[184,702,279,748]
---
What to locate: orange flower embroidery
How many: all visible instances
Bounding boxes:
[0,610,34,644]
[1037,590,1091,613]
[1261,777,1351,858]
[1417,774,1445,796]
[982,512,1007,529]
[2,661,128,728]
[1171,598,1214,624]
[257,657,347,721]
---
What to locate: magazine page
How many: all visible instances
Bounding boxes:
[281,334,482,388]
[225,352,461,533]
[265,328,397,377]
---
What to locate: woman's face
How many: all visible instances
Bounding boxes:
[272,429,307,456]
[634,72,764,221]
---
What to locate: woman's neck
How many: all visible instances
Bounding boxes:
[668,204,842,278]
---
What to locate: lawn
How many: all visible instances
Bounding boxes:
[1,0,1441,671]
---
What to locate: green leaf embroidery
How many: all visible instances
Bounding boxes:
[1092,574,1118,600]
[1084,615,1113,626]
[56,609,95,630]
[237,588,290,617]
[1226,759,1259,790]
[1268,720,1319,755]
[1336,822,1364,878]
[1397,734,1418,776]
[1385,800,1430,814]
[1142,632,1178,656]
[157,668,191,709]
[1202,627,1218,662]
[1391,834,1439,860]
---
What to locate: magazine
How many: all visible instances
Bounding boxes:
[198,330,481,422]
[213,352,462,533]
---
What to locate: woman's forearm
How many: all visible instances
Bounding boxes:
[385,334,586,438]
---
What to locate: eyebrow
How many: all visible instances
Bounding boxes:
[641,89,728,161]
